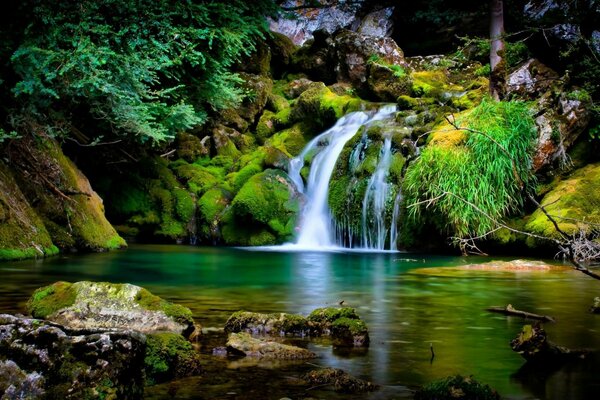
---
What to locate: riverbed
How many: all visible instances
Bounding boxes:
[1,245,599,399]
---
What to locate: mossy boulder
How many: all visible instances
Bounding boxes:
[226,332,316,359]
[289,82,363,132]
[331,317,370,347]
[9,137,125,254]
[234,73,273,124]
[175,132,209,162]
[197,187,231,242]
[224,311,309,336]
[367,62,412,102]
[144,332,201,385]
[525,163,600,240]
[307,307,360,330]
[27,281,195,337]
[415,375,500,400]
[0,161,58,261]
[224,169,300,245]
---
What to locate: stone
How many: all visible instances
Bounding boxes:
[302,367,377,393]
[26,281,196,338]
[224,311,309,336]
[226,332,316,359]
[505,59,559,99]
[356,7,394,38]
[590,297,600,314]
[175,132,208,162]
[0,314,145,399]
[367,62,412,101]
[284,78,314,99]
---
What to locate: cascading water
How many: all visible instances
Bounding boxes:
[361,136,393,250]
[287,105,398,250]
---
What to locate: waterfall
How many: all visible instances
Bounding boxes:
[288,105,397,250]
[361,137,393,250]
[389,190,403,251]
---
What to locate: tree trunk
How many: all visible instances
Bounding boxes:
[489,0,505,100]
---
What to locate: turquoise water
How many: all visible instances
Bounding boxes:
[1,245,599,399]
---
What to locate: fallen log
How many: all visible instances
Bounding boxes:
[487,304,555,322]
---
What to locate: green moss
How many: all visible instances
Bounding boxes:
[331,317,368,336]
[397,95,420,110]
[27,281,76,318]
[526,163,600,238]
[229,169,299,241]
[415,375,500,400]
[144,333,201,385]
[307,307,360,324]
[173,164,220,196]
[229,161,264,193]
[135,288,193,326]
[389,153,406,185]
[173,188,194,223]
[267,93,291,113]
[198,188,230,239]
[256,110,277,142]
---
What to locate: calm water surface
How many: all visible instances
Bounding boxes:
[1,244,599,399]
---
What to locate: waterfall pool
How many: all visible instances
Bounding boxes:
[1,244,599,399]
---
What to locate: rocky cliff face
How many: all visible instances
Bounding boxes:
[270,0,394,45]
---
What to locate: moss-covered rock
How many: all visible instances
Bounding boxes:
[27,281,195,337]
[525,163,600,240]
[0,161,58,261]
[226,332,316,359]
[289,82,363,132]
[415,375,500,400]
[197,187,231,242]
[223,169,300,245]
[367,62,412,102]
[331,317,370,347]
[8,137,125,254]
[175,132,209,162]
[144,332,201,385]
[224,311,309,336]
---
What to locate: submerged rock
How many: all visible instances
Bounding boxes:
[0,314,145,399]
[26,281,196,337]
[302,367,377,393]
[226,332,316,359]
[415,375,500,400]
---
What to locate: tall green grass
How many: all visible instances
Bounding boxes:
[403,98,536,238]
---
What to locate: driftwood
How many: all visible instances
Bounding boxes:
[487,304,555,322]
[511,324,588,364]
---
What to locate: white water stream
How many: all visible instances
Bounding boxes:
[286,105,398,250]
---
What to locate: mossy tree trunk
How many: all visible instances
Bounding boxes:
[489,0,506,100]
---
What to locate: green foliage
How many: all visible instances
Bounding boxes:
[454,36,530,68]
[475,64,491,77]
[0,128,20,143]
[5,0,278,143]
[403,98,537,238]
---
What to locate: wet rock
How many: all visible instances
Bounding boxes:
[224,311,309,336]
[302,367,377,393]
[511,324,588,364]
[415,375,500,400]
[505,59,559,99]
[26,281,195,337]
[226,332,316,359]
[591,297,600,314]
[0,314,145,399]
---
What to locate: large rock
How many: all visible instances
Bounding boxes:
[0,314,145,399]
[292,29,405,93]
[26,281,196,337]
[226,332,316,359]
[270,1,394,46]
[505,59,559,99]
[0,161,58,261]
[8,136,125,253]
[308,307,370,347]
